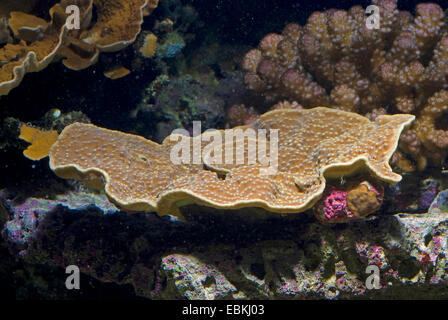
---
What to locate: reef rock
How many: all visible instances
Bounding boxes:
[3,197,447,299]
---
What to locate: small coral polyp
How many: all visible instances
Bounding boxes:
[314,179,384,223]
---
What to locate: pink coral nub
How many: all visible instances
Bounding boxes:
[321,189,354,222]
[314,179,384,223]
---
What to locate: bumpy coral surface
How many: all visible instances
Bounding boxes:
[242,0,448,170]
[47,107,413,218]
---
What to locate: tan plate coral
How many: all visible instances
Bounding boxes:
[0,8,68,96]
[47,107,414,218]
[0,0,159,96]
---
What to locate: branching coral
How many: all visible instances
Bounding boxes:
[47,107,413,221]
[397,90,448,170]
[242,0,448,169]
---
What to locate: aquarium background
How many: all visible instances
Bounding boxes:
[0,0,447,300]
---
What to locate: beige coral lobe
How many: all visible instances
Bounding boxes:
[48,107,414,218]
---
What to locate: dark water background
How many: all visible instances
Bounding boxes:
[0,0,446,300]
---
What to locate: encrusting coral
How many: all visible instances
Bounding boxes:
[46,107,414,220]
[80,0,158,52]
[0,0,159,95]
[242,0,448,170]
[314,178,384,223]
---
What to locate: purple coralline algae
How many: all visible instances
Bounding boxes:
[2,180,448,299]
[2,190,119,246]
[4,197,55,244]
[161,254,240,299]
[386,176,447,213]
[429,189,448,214]
[356,241,388,270]
[419,179,441,210]
[321,190,351,222]
[5,204,447,299]
[314,179,383,223]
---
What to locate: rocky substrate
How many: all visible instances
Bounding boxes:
[2,192,448,299]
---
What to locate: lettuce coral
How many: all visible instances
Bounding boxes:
[0,0,159,95]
